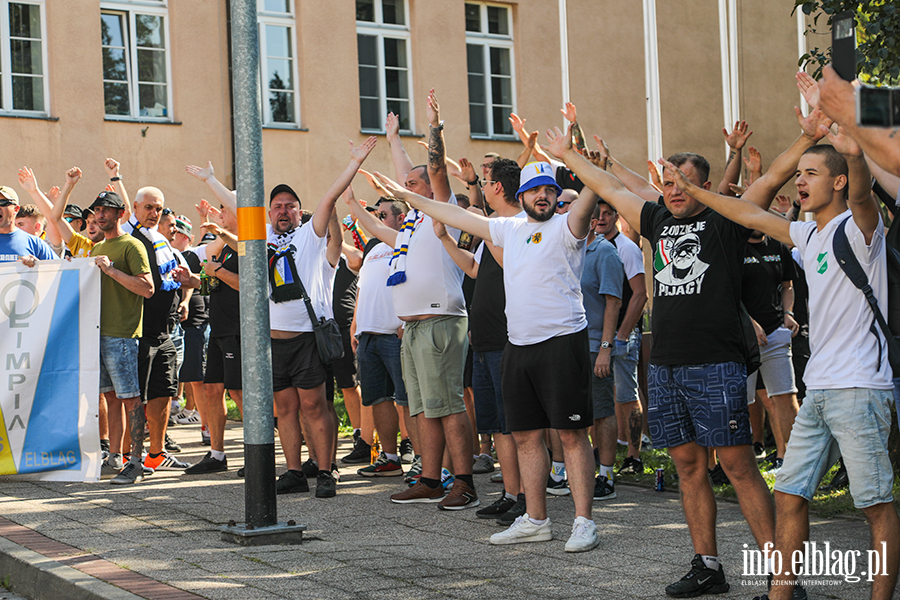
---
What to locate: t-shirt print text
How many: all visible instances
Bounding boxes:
[653,224,710,297]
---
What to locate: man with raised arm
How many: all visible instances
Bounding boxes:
[660,123,899,600]
[376,90,479,511]
[545,110,831,595]
[372,133,602,552]
[265,137,376,499]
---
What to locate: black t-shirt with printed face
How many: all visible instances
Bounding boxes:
[742,236,797,335]
[641,203,751,366]
[208,244,240,338]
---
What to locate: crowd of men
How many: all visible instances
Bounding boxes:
[1,67,899,600]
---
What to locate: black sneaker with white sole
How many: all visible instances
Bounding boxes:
[276,470,309,494]
[593,475,616,500]
[496,493,527,526]
[665,554,729,598]
[476,495,517,519]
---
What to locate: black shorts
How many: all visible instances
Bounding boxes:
[138,335,178,402]
[179,325,208,383]
[205,335,242,390]
[501,328,592,431]
[272,333,326,392]
[464,344,474,388]
[330,327,358,389]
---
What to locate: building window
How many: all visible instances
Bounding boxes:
[356,0,412,133]
[465,2,515,138]
[258,0,299,125]
[0,1,47,114]
[101,2,171,119]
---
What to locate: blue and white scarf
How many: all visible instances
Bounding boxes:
[124,216,181,291]
[387,209,422,286]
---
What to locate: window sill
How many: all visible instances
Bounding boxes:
[263,124,308,131]
[0,112,58,122]
[361,129,424,138]
[104,117,181,125]
[470,134,518,142]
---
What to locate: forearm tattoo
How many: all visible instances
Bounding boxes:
[725,150,737,167]
[428,127,445,171]
[129,403,145,459]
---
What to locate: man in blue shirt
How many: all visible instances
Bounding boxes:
[579,201,623,501]
[0,186,57,263]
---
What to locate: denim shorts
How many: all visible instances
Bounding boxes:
[647,362,750,449]
[614,327,641,404]
[99,336,140,399]
[473,350,505,434]
[746,326,797,402]
[775,388,894,508]
[357,332,407,407]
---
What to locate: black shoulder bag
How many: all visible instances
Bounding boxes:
[296,275,345,364]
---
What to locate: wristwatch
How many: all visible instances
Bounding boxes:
[600,341,612,349]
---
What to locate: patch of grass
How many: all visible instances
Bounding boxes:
[225,388,354,436]
[2,574,10,588]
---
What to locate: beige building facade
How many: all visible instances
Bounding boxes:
[1,0,813,221]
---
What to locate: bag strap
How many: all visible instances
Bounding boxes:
[832,216,893,368]
[745,241,780,285]
[292,270,323,327]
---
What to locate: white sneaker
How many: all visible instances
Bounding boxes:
[565,516,599,552]
[173,409,201,425]
[489,514,552,545]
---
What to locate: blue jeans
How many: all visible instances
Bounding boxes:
[357,332,407,407]
[614,327,640,404]
[473,350,506,434]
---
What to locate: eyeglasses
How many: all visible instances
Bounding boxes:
[376,212,387,220]
[481,180,498,188]
[556,201,573,209]
[481,163,493,170]
[161,208,173,216]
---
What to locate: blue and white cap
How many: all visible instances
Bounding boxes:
[517,161,563,197]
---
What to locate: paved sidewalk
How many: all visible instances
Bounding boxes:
[0,421,879,600]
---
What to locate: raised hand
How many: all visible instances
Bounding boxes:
[457,158,478,184]
[728,183,746,196]
[795,71,819,109]
[432,218,448,239]
[593,135,611,163]
[796,106,832,142]
[340,184,356,207]
[743,147,762,174]
[723,120,753,150]
[66,167,82,185]
[508,112,526,134]
[18,166,37,192]
[385,112,400,140]
[372,171,408,199]
[772,194,792,214]
[357,168,390,197]
[47,186,61,202]
[826,124,862,157]
[584,148,606,169]
[186,161,214,182]
[561,101,577,123]
[545,124,573,159]
[426,88,440,127]
[657,157,692,193]
[202,221,223,236]
[195,198,211,219]
[350,136,378,164]
[648,161,663,191]
[104,158,120,178]
[105,184,115,192]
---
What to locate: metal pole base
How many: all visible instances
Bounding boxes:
[219,522,307,546]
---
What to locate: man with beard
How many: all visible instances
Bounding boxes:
[373,156,601,553]
[89,191,154,483]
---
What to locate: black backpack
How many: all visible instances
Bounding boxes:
[832,185,900,374]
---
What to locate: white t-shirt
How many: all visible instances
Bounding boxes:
[357,241,402,335]
[390,203,466,318]
[613,233,644,280]
[267,223,332,332]
[489,213,587,345]
[790,211,892,390]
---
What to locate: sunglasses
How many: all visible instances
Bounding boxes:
[161,208,173,216]
[0,200,16,207]
[556,201,573,209]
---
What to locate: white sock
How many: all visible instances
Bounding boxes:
[701,555,720,570]
[210,450,225,461]
[766,557,775,575]
[384,453,399,461]
[529,516,548,525]
[504,492,517,501]
[599,464,614,481]
[550,461,566,482]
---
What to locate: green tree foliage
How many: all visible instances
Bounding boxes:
[793,1,900,85]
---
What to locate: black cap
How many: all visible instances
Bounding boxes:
[63,204,83,220]
[89,191,125,210]
[269,183,301,207]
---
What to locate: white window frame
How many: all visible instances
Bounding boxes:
[356,0,413,134]
[100,0,172,121]
[258,0,300,127]
[0,0,49,116]
[465,2,516,140]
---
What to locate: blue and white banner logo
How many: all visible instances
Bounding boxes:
[0,258,101,481]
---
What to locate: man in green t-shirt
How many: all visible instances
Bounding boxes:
[89,191,154,484]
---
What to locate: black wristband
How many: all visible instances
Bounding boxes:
[110,176,121,182]
[467,179,478,186]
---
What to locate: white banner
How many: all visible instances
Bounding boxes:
[0,258,101,482]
